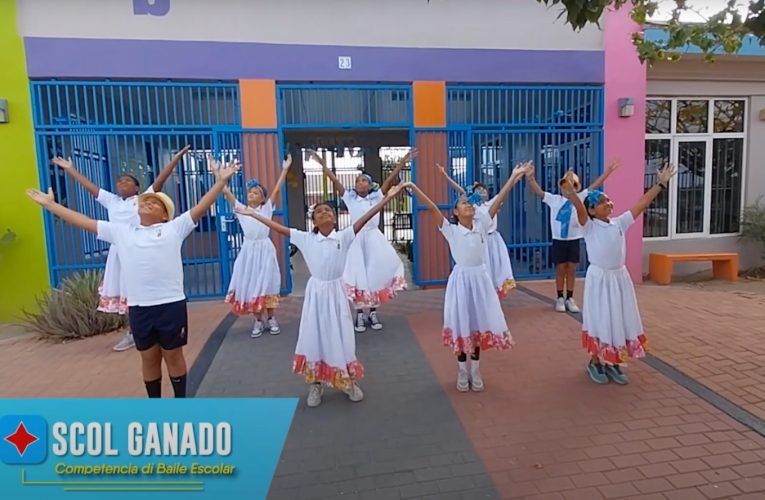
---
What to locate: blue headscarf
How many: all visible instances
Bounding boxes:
[246,179,268,200]
[464,183,487,206]
[355,173,380,193]
[586,190,605,208]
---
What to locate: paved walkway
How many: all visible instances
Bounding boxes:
[3,281,765,499]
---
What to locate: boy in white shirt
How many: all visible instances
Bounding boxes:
[27,160,241,398]
[527,162,618,312]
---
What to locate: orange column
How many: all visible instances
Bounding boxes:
[239,79,278,129]
[412,82,450,285]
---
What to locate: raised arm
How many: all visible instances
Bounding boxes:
[152,145,190,192]
[381,149,418,195]
[190,160,241,223]
[525,166,546,198]
[437,163,467,196]
[233,205,290,237]
[52,157,100,198]
[268,153,292,205]
[560,178,588,226]
[352,183,405,234]
[488,162,532,218]
[26,188,98,234]
[588,160,620,191]
[308,150,345,197]
[408,183,446,226]
[207,154,238,206]
[630,163,676,219]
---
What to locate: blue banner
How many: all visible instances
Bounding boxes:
[0,399,297,499]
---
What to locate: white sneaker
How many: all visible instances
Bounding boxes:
[565,298,580,313]
[267,317,281,335]
[343,383,364,402]
[251,320,264,338]
[555,297,566,312]
[354,312,367,333]
[113,333,135,352]
[470,360,485,392]
[369,311,383,331]
[306,384,323,407]
[457,361,470,392]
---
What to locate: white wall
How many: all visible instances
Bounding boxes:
[17,0,603,51]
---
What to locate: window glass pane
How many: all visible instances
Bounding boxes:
[644,139,671,237]
[713,100,745,133]
[646,99,671,134]
[711,138,744,234]
[676,100,709,134]
[676,141,706,234]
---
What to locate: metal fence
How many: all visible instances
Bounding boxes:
[412,85,604,284]
[31,80,246,299]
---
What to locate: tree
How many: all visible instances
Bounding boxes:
[534,0,765,63]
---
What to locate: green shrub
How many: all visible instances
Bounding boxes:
[24,270,127,339]
[740,199,765,261]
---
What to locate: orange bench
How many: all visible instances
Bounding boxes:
[648,253,739,285]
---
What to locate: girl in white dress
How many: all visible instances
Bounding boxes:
[51,147,188,352]
[221,153,291,337]
[407,162,530,392]
[309,150,414,333]
[561,163,676,385]
[235,183,407,408]
[437,166,516,298]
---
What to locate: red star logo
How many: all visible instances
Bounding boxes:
[4,422,39,456]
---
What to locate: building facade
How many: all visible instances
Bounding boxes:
[643,29,765,275]
[3,0,647,320]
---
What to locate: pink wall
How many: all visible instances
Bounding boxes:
[604,7,647,282]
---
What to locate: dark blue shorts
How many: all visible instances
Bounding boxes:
[127,299,188,351]
[551,239,581,265]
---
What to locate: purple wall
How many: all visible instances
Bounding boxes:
[25,38,604,83]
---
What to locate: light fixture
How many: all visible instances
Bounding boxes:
[759,109,765,121]
[618,97,635,118]
[0,99,8,123]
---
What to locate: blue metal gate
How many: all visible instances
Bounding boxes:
[30,80,246,299]
[443,85,604,280]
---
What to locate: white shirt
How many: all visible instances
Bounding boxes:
[289,227,356,281]
[96,186,154,224]
[342,190,383,230]
[439,211,491,268]
[234,200,273,240]
[97,212,198,306]
[583,211,635,270]
[475,195,500,233]
[543,189,590,240]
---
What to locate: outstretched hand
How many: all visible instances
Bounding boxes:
[27,187,56,207]
[386,182,408,198]
[401,148,418,164]
[171,145,192,163]
[512,161,533,178]
[307,150,326,167]
[234,204,256,217]
[606,159,620,174]
[52,157,73,170]
[215,159,241,182]
[282,153,293,170]
[436,163,447,176]
[657,162,676,185]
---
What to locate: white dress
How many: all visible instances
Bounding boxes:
[95,186,153,314]
[581,211,646,364]
[225,201,281,315]
[290,227,362,390]
[440,213,514,354]
[341,190,406,307]
[476,196,516,298]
